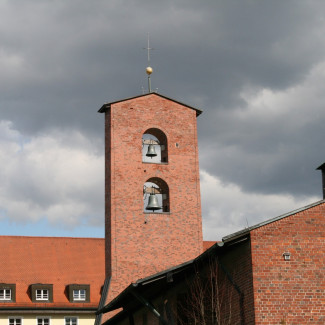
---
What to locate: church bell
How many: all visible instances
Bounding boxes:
[146,144,157,158]
[146,193,161,212]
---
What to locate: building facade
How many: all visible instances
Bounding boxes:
[0,236,105,325]
[99,200,325,325]
[98,93,204,304]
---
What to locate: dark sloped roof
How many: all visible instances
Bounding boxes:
[98,242,225,318]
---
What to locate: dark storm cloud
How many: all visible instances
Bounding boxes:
[1,0,325,235]
[2,1,324,132]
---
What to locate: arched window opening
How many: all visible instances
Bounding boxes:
[143,178,169,213]
[142,128,168,163]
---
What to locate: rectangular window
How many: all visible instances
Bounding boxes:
[36,289,49,301]
[30,284,52,303]
[0,284,15,302]
[0,289,11,300]
[73,289,86,301]
[37,318,50,325]
[65,317,77,325]
[67,284,89,303]
[9,318,22,325]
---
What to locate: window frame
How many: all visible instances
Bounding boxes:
[64,317,78,325]
[0,289,11,301]
[72,289,86,301]
[0,284,16,302]
[68,284,90,303]
[8,317,22,325]
[36,317,50,325]
[36,289,49,301]
[30,284,53,303]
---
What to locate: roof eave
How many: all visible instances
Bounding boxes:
[0,307,98,313]
[222,199,325,243]
[97,93,202,116]
[97,242,226,315]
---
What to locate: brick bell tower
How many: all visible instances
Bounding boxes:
[98,91,203,302]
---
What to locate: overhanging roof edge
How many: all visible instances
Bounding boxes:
[97,259,194,314]
[97,242,227,315]
[97,92,202,116]
[222,199,325,243]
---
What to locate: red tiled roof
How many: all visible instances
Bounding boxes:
[0,236,105,309]
[0,236,215,310]
[203,241,217,251]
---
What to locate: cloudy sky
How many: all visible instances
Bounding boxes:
[1,0,325,241]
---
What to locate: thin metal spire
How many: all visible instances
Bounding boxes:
[143,33,154,93]
[143,32,154,63]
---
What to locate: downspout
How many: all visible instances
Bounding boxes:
[130,288,169,325]
[95,277,111,325]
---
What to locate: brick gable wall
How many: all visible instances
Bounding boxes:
[250,203,325,324]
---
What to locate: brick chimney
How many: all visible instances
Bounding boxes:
[316,162,325,199]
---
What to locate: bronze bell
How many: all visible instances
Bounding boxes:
[146,193,161,212]
[146,144,157,158]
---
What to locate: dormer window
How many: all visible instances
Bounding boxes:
[0,289,11,300]
[36,289,49,301]
[73,289,86,301]
[30,284,53,303]
[68,284,90,303]
[0,284,15,302]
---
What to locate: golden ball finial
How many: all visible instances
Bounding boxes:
[146,66,153,75]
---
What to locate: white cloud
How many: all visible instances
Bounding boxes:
[0,121,104,228]
[200,170,318,241]
[200,59,325,197]
[240,60,325,121]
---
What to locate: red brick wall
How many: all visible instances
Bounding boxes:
[250,203,325,324]
[104,94,203,303]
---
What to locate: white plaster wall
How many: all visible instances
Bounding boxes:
[0,314,95,325]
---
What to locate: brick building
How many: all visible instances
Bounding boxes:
[224,199,325,324]
[98,200,325,325]
[98,92,204,307]
[1,90,323,324]
[96,92,324,324]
